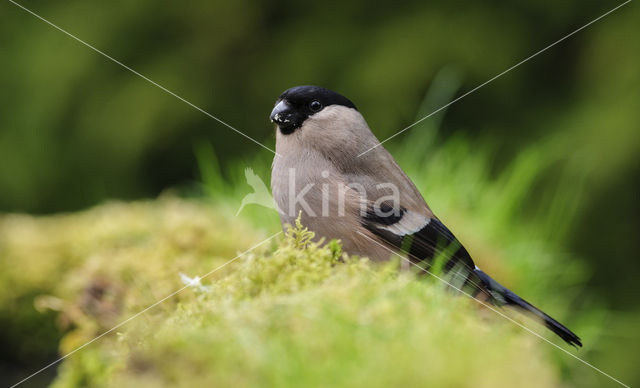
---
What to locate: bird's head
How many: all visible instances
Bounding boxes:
[269,85,358,135]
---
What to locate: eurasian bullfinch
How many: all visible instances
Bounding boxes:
[270,85,581,347]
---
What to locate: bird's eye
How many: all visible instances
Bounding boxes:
[309,100,323,112]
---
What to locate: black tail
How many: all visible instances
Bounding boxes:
[474,268,582,347]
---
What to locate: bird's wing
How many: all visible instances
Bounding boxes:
[354,189,583,346]
[360,201,477,280]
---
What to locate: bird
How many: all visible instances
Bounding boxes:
[269,85,582,347]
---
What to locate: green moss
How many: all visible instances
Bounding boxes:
[1,199,569,387]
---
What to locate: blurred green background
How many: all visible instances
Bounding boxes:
[1,0,639,386]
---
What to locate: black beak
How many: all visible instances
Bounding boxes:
[270,100,292,125]
[270,100,300,134]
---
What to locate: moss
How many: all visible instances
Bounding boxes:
[1,198,566,387]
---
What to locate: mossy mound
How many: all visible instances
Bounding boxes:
[2,198,565,387]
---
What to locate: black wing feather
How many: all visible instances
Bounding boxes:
[360,205,582,347]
